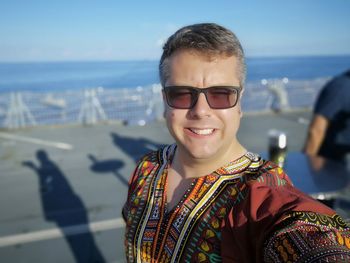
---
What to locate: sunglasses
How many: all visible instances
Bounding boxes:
[163,86,241,109]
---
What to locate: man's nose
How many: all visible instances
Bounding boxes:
[189,93,211,117]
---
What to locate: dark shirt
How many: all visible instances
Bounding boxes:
[314,70,350,161]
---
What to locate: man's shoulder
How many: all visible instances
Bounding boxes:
[323,72,350,95]
[138,148,161,164]
[134,144,173,176]
[139,144,175,162]
[315,72,350,118]
[245,158,293,187]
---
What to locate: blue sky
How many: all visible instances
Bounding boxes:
[0,0,349,62]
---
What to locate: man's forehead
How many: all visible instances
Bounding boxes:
[169,48,235,62]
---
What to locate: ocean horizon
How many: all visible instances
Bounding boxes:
[0,55,349,93]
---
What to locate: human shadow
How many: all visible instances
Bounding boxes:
[22,150,105,263]
[110,132,164,163]
[87,154,128,186]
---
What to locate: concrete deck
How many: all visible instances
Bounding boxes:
[1,109,349,262]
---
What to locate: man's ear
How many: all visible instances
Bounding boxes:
[239,88,244,98]
[239,88,244,118]
[239,107,243,118]
[162,90,167,118]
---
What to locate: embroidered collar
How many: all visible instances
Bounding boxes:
[164,144,262,176]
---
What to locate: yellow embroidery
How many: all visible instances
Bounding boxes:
[205,229,215,239]
[198,252,207,262]
[336,232,344,245]
[200,240,210,252]
[211,218,220,229]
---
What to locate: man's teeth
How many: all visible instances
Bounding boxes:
[189,128,214,135]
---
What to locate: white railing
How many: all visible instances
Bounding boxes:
[0,78,329,129]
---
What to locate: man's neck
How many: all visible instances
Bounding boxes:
[171,143,246,179]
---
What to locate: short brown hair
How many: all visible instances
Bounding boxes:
[159,23,246,87]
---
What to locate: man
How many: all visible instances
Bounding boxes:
[304,69,350,163]
[123,23,350,262]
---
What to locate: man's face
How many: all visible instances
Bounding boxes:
[163,49,243,163]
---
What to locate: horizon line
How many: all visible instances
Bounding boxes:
[1,53,350,64]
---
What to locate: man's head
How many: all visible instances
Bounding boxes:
[159,23,246,88]
[160,23,247,166]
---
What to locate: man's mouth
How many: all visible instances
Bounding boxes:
[188,128,215,135]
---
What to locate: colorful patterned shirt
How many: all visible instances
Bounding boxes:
[122,144,350,262]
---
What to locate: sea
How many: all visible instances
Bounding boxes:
[0,55,349,93]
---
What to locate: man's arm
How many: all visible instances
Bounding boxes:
[303,114,329,155]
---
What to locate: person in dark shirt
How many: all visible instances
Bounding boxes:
[304,69,350,162]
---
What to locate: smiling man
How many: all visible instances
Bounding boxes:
[122,23,350,262]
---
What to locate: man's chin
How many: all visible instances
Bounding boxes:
[183,148,218,161]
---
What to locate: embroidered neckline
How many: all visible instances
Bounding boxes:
[165,143,262,177]
[216,151,262,175]
[130,145,263,262]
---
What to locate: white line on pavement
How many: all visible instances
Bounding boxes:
[0,218,125,247]
[0,132,73,150]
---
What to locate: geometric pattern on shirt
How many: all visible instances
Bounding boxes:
[123,145,350,262]
[264,211,350,262]
[124,144,261,263]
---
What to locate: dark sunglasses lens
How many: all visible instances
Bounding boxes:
[207,88,238,109]
[167,88,194,108]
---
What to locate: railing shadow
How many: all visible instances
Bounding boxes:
[22,149,105,263]
[87,154,128,186]
[110,132,164,163]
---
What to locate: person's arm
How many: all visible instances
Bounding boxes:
[264,210,350,262]
[303,114,329,155]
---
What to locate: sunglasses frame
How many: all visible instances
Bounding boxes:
[163,85,242,109]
